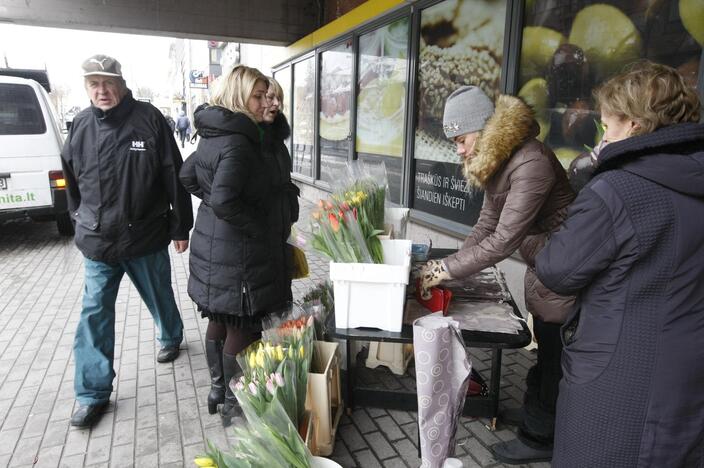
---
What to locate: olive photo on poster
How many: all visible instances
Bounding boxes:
[519,0,703,181]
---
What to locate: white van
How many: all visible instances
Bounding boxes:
[0,74,73,235]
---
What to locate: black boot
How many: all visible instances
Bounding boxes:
[218,352,242,427]
[205,339,225,415]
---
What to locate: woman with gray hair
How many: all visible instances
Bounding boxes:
[418,85,574,463]
[179,65,291,426]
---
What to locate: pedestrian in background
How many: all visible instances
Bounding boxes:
[61,54,193,427]
[179,65,292,427]
[418,86,575,464]
[176,110,191,148]
[537,61,704,467]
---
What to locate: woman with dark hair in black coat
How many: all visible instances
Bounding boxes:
[536,62,704,467]
[262,77,300,284]
[179,66,292,427]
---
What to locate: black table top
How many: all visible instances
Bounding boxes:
[326,301,532,349]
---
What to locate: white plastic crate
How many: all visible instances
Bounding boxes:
[329,239,412,332]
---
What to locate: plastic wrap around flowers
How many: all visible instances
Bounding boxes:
[198,314,316,468]
[310,180,386,264]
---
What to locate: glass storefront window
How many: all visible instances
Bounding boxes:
[292,57,315,177]
[520,1,702,191]
[319,40,353,184]
[412,0,508,225]
[273,66,292,151]
[356,17,409,205]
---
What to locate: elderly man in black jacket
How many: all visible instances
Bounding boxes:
[61,54,193,427]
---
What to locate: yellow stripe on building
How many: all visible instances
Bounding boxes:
[284,0,406,59]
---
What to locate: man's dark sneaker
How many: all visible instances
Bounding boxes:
[157,345,180,363]
[499,406,525,426]
[70,401,108,427]
[491,439,552,464]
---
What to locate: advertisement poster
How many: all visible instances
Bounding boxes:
[413,0,507,225]
[356,18,409,204]
[356,18,409,158]
[414,159,482,224]
[519,0,703,183]
[319,41,353,183]
[292,58,315,177]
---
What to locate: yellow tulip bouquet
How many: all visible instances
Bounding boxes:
[236,342,299,426]
[310,179,386,264]
[197,309,319,467]
[260,314,316,425]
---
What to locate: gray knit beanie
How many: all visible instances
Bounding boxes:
[442,85,495,138]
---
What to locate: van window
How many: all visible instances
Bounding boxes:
[0,83,47,135]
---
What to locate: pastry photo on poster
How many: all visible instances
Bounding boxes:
[413,0,507,225]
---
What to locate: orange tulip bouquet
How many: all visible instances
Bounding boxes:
[310,178,386,264]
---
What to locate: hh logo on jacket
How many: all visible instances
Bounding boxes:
[130,140,146,152]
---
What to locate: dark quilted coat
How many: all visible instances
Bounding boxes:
[179,106,291,321]
[536,123,704,467]
[261,113,300,284]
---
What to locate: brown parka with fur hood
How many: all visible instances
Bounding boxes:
[443,95,575,323]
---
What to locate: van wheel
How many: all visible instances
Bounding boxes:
[56,213,74,236]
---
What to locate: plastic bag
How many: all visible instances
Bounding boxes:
[291,246,309,279]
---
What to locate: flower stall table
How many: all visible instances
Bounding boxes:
[325,249,532,430]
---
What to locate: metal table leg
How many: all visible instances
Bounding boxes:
[346,339,354,415]
[487,348,503,431]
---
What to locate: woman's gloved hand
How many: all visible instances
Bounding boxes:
[419,259,451,299]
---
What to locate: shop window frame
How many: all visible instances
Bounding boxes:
[288,51,317,184]
[316,35,356,190]
[353,11,413,206]
[403,0,523,237]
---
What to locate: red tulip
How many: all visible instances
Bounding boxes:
[328,212,340,232]
[340,202,350,211]
[324,200,334,211]
[353,207,358,220]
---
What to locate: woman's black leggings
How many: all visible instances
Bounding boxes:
[206,320,261,356]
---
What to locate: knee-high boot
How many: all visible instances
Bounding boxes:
[205,339,226,415]
[219,352,242,427]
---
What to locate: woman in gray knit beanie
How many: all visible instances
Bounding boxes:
[418,85,575,464]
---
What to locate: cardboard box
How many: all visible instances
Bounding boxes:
[306,341,343,456]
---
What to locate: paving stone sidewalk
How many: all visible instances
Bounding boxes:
[0,199,546,468]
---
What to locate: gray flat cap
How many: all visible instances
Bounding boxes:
[442,85,494,138]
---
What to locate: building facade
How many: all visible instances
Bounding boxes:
[273,0,704,314]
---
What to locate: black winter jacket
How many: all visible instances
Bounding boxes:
[262,114,300,279]
[61,91,193,262]
[536,123,704,467]
[180,106,291,318]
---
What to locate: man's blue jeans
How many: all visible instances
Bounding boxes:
[73,248,184,405]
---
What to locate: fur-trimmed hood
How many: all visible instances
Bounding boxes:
[464,95,538,187]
